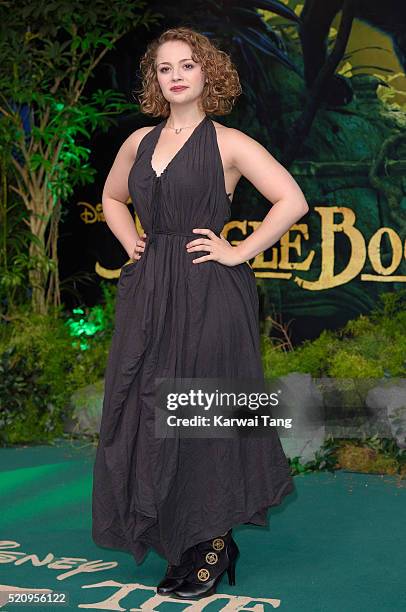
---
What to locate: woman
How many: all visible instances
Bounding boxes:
[92,26,309,601]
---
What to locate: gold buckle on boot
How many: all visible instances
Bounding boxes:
[205,551,218,564]
[197,568,210,581]
[212,537,224,551]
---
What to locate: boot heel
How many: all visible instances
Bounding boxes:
[227,558,236,585]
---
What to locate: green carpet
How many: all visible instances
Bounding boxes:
[0,439,404,611]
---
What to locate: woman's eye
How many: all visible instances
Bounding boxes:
[159,64,194,73]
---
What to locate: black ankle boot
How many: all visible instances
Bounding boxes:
[156,545,195,595]
[170,528,239,600]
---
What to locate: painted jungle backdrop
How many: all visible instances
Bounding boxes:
[68,1,406,344]
[2,0,406,344]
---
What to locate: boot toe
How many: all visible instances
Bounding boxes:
[157,577,184,594]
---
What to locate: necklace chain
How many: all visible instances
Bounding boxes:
[166,117,205,135]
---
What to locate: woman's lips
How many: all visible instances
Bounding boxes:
[170,86,188,91]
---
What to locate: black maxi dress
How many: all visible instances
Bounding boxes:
[92,114,294,566]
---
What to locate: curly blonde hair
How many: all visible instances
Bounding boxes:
[135,26,242,118]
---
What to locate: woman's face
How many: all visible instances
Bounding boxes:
[155,40,206,107]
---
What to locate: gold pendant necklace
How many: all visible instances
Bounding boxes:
[166,117,205,135]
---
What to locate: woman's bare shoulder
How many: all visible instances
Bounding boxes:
[211,120,256,145]
[210,118,231,134]
[132,124,157,140]
[123,125,156,155]
[210,119,255,148]
[210,119,254,169]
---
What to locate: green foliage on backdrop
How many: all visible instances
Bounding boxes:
[262,289,406,378]
[0,0,160,314]
[0,287,404,447]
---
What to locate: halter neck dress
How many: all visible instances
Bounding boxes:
[92,114,294,566]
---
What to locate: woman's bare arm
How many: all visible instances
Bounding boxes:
[102,127,152,258]
[228,129,309,262]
